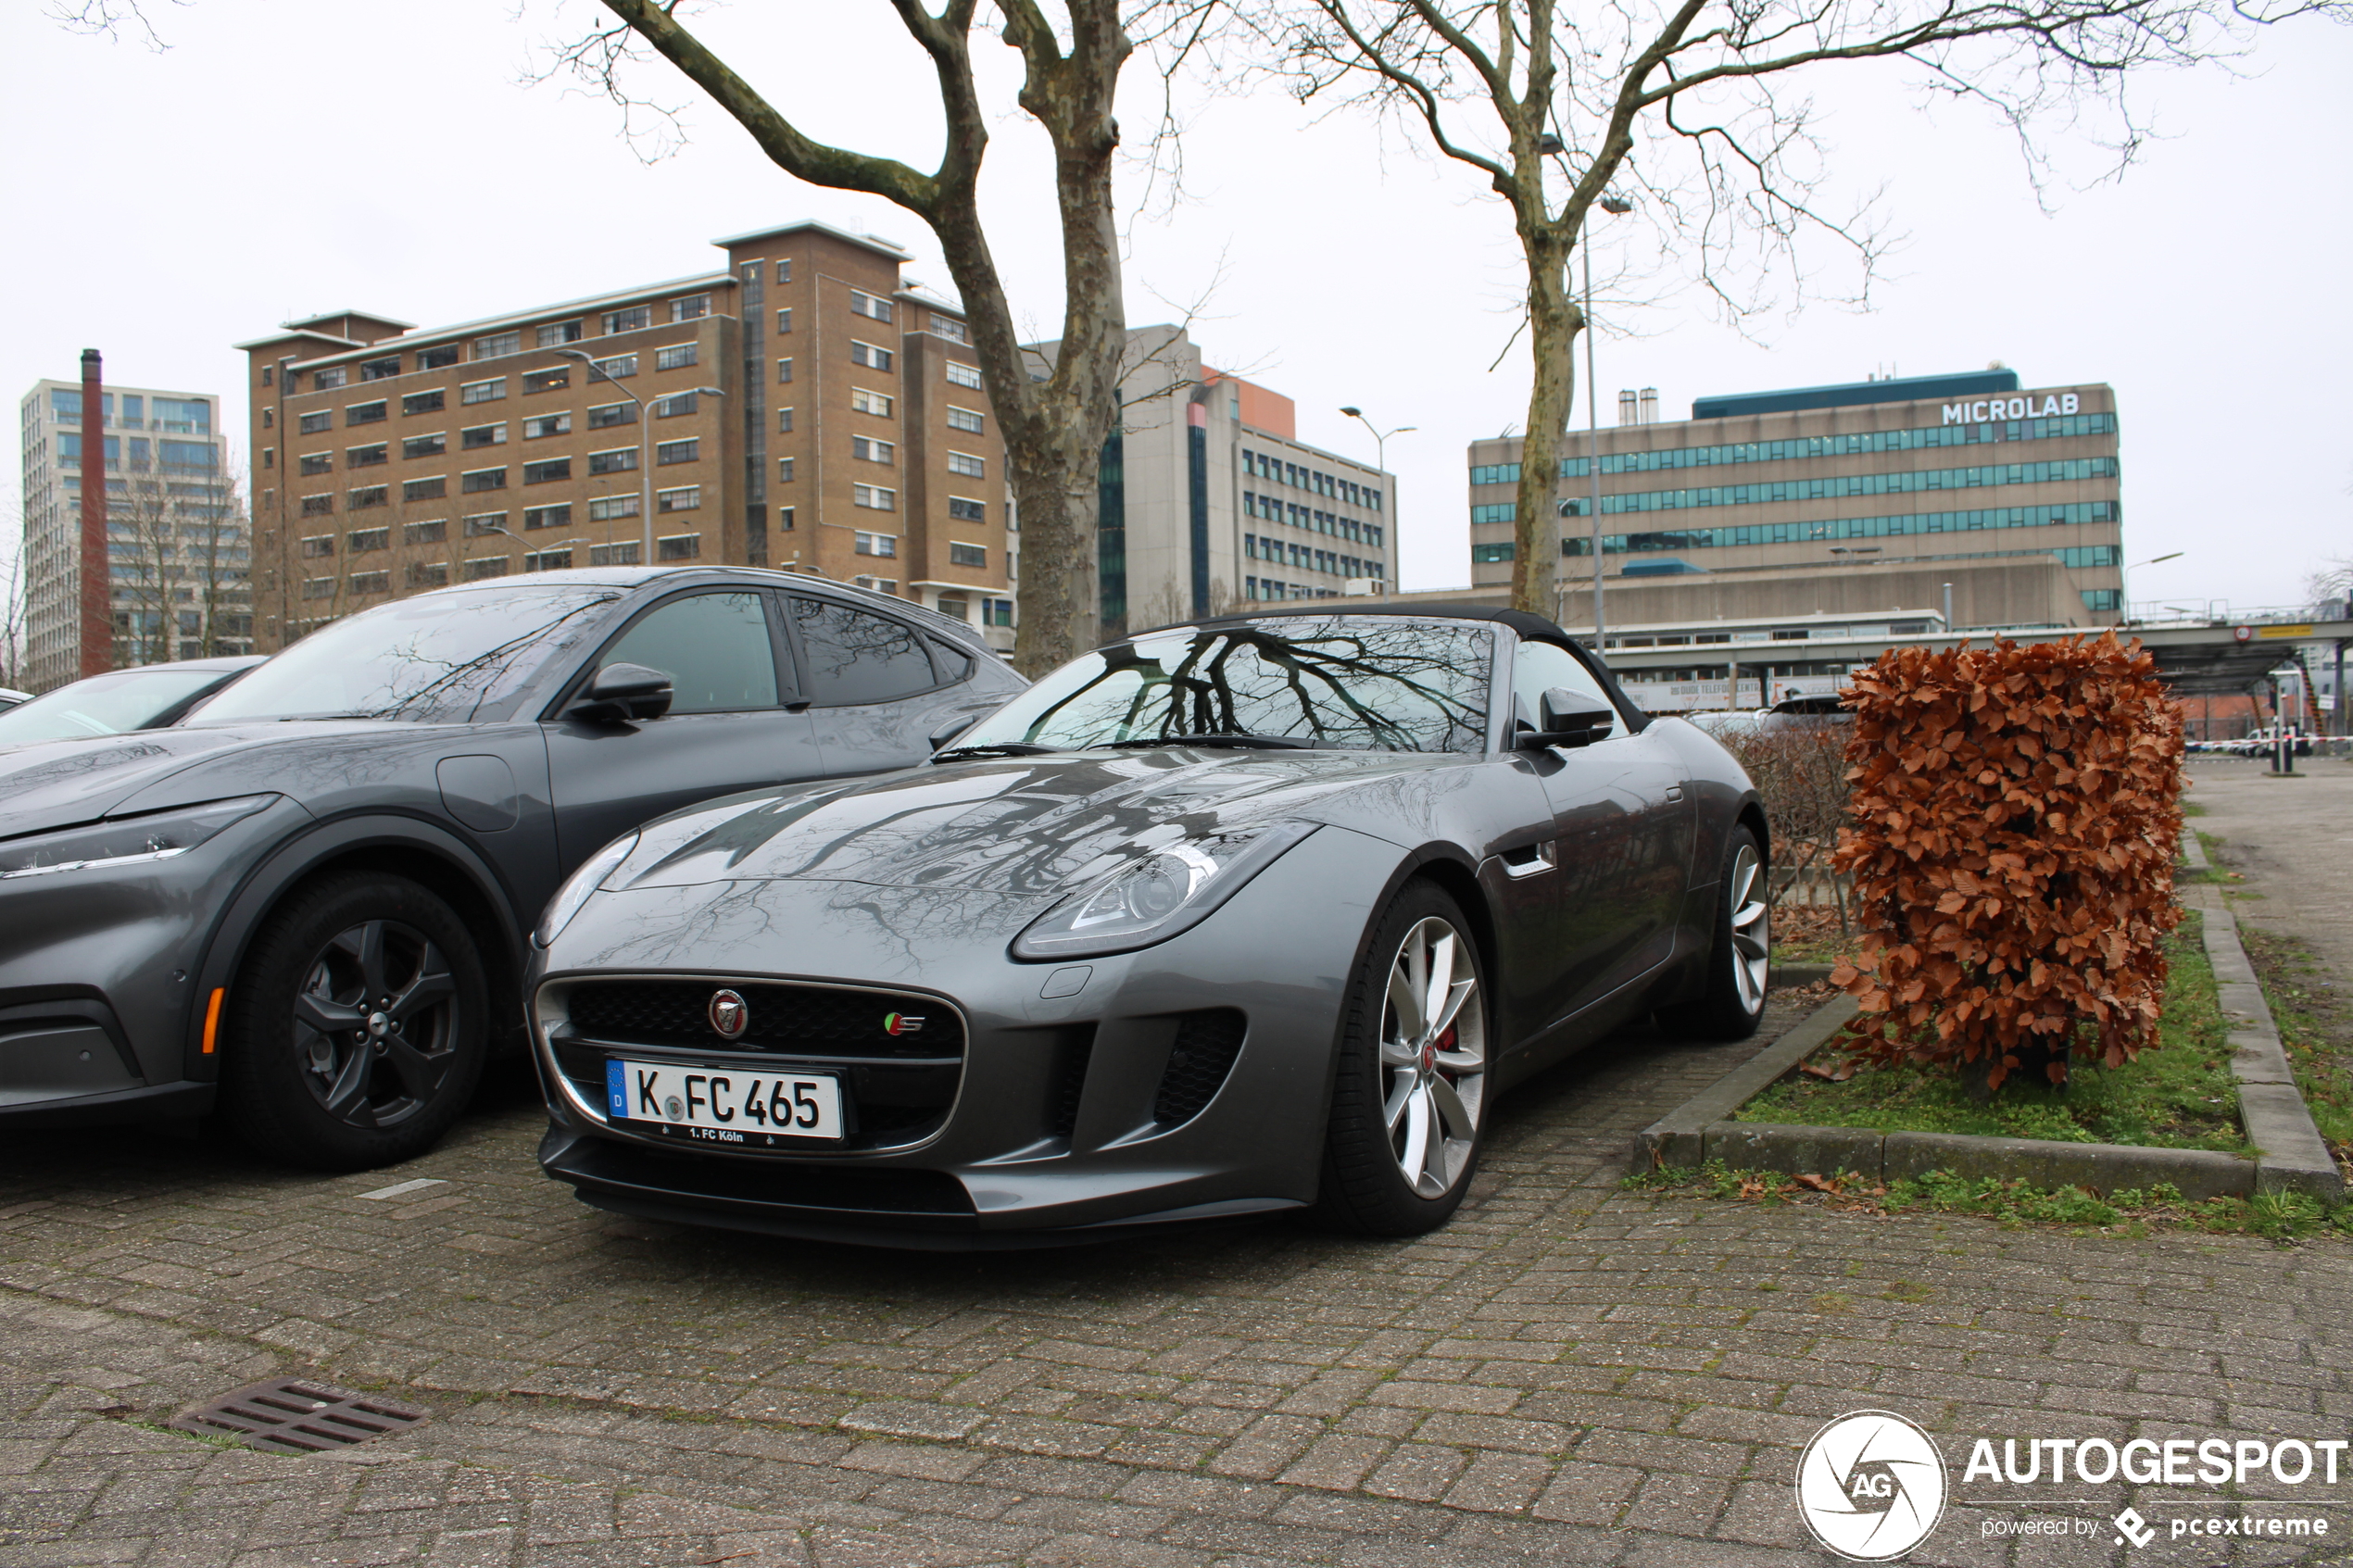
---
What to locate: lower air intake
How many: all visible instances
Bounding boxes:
[1153,1009,1247,1126]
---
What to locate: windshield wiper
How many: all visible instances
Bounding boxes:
[1094,733,1315,751]
[930,742,1060,762]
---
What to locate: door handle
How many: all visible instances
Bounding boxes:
[1501,840,1557,879]
[1665,784,1684,801]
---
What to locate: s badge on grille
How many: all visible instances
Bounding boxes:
[883,1011,925,1036]
[708,989,749,1040]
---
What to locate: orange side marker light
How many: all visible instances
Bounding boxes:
[202,987,225,1054]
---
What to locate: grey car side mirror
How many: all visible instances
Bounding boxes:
[568,662,674,724]
[1516,689,1615,750]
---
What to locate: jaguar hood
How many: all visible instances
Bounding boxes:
[604,747,1475,896]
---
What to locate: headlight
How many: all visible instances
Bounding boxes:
[0,795,276,882]
[535,830,641,948]
[1012,822,1317,960]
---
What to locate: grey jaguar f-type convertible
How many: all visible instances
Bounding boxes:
[530,606,1768,1246]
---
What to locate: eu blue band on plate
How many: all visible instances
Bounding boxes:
[606,1058,629,1117]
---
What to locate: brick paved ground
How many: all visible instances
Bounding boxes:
[4,899,2352,1562]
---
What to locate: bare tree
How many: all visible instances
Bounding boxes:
[1266,0,2347,616]
[549,1,1210,674]
[108,454,253,666]
[0,506,29,693]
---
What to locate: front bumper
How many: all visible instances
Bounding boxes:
[531,826,1390,1244]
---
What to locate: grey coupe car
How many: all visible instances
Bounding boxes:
[0,656,264,749]
[0,567,1022,1168]
[531,606,1768,1247]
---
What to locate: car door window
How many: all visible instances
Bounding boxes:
[792,597,937,705]
[600,592,779,713]
[1511,641,1619,739]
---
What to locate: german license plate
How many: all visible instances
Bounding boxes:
[605,1058,843,1144]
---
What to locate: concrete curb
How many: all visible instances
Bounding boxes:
[1771,962,1836,988]
[1632,891,2345,1205]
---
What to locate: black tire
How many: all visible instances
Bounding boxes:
[1656,823,1769,1041]
[220,872,489,1171]
[1313,882,1491,1237]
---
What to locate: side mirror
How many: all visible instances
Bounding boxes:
[928,716,978,750]
[567,661,673,724]
[1516,689,1616,750]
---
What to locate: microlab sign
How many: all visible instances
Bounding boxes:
[1944,391,2082,424]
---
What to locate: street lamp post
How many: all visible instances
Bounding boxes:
[555,348,725,565]
[2120,551,2184,624]
[1338,408,1414,594]
[1579,194,1633,643]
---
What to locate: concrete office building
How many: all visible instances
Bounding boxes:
[18,378,248,694]
[237,221,1015,654]
[1464,368,2125,635]
[1025,326,1396,637]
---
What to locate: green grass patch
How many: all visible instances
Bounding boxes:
[1733,917,2246,1152]
[2238,926,2353,1159]
[2182,800,2208,818]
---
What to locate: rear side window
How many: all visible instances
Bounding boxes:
[928,639,974,684]
[792,597,938,706]
[600,592,779,713]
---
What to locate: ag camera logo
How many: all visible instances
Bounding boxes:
[1796,1411,1949,1561]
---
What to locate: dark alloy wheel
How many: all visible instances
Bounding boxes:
[1314,881,1489,1236]
[1656,823,1769,1041]
[222,873,489,1170]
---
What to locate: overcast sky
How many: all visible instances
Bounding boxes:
[7,0,2347,614]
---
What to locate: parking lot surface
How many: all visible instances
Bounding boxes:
[5,814,2353,1564]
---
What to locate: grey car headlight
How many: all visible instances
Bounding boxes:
[0,794,276,882]
[535,830,641,948]
[1012,822,1318,960]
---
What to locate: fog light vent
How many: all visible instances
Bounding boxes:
[1153,1009,1247,1126]
[169,1377,427,1454]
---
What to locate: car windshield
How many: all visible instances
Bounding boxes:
[0,666,238,746]
[958,616,1494,754]
[190,586,620,725]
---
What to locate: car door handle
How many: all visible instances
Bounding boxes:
[1665,784,1684,801]
[1501,840,1557,879]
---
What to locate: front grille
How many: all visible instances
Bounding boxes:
[565,979,962,1060]
[1153,1009,1247,1126]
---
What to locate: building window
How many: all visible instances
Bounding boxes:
[671,295,710,322]
[589,448,638,474]
[1470,542,1514,564]
[314,368,348,392]
[852,575,899,596]
[776,506,796,532]
[461,468,508,494]
[945,361,983,389]
[948,496,986,523]
[591,354,637,379]
[298,412,332,435]
[346,443,388,468]
[929,313,969,343]
[651,392,698,417]
[300,534,335,558]
[655,342,698,372]
[946,406,985,433]
[851,436,895,465]
[587,495,640,521]
[949,542,987,570]
[463,513,510,538]
[263,446,275,469]
[522,368,570,395]
[301,576,337,600]
[359,356,401,382]
[849,290,894,322]
[464,556,511,581]
[346,527,391,554]
[776,457,795,483]
[524,504,573,532]
[260,367,274,387]
[657,439,699,465]
[777,358,795,383]
[461,423,507,450]
[775,308,793,333]
[460,378,506,405]
[299,453,333,477]
[407,561,448,589]
[947,451,985,478]
[537,320,585,347]
[404,520,447,547]
[586,402,635,429]
[935,597,969,621]
[854,530,898,558]
[403,476,447,503]
[403,434,447,461]
[300,496,334,518]
[419,345,459,371]
[588,541,641,566]
[852,484,895,511]
[523,413,572,440]
[776,408,794,433]
[656,485,700,513]
[771,258,791,283]
[656,533,700,560]
[346,401,387,426]
[850,387,893,417]
[602,306,651,335]
[473,332,521,361]
[983,597,1013,627]
[402,390,445,418]
[523,547,573,572]
[522,458,572,485]
[850,341,893,371]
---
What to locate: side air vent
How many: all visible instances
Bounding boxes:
[1152,1009,1247,1127]
[1048,1029,1095,1137]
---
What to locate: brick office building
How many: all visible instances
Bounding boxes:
[237,221,1015,653]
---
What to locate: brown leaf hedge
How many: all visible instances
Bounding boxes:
[1827,633,2184,1089]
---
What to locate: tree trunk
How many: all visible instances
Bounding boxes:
[1511,228,1581,621]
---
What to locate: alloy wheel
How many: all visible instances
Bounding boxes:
[1730,842,1769,1012]
[290,919,459,1129]
[1378,915,1487,1198]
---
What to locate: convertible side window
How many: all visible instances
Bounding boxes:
[1511,640,1618,739]
[791,597,939,705]
[598,592,780,714]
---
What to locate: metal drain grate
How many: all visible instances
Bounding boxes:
[168,1378,428,1454]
